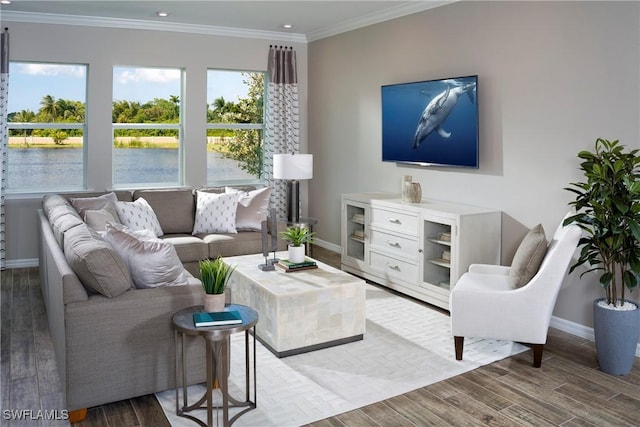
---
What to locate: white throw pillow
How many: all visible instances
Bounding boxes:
[193,191,240,234]
[225,186,271,231]
[103,222,188,289]
[115,197,163,237]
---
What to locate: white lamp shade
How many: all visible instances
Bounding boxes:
[273,154,313,180]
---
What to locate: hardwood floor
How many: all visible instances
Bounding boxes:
[1,245,638,426]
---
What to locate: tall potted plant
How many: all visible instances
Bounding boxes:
[199,256,236,312]
[280,226,315,263]
[564,138,640,375]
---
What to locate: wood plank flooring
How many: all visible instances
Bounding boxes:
[1,245,638,426]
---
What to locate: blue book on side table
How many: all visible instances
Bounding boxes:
[193,311,242,327]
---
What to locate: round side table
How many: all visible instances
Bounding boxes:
[172,304,258,427]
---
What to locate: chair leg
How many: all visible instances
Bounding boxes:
[531,344,544,368]
[454,336,464,361]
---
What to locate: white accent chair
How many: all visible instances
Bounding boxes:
[449,214,582,367]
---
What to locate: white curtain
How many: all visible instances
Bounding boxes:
[265,45,299,219]
[0,28,9,270]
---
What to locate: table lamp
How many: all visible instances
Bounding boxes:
[273,153,313,223]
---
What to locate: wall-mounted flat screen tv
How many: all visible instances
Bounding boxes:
[381,75,478,168]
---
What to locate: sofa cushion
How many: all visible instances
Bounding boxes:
[160,234,209,263]
[63,224,133,298]
[103,223,189,289]
[70,192,120,222]
[116,197,164,237]
[509,224,548,288]
[43,194,80,220]
[42,197,85,247]
[193,191,240,235]
[225,186,271,231]
[133,189,195,234]
[202,231,264,258]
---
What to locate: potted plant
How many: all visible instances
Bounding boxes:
[564,138,640,375]
[280,226,315,263]
[199,256,236,312]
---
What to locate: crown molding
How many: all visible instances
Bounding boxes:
[1,11,308,43]
[307,0,455,42]
[2,2,454,44]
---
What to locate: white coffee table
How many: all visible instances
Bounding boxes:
[225,252,366,357]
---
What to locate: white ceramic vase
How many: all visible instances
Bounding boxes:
[288,245,306,263]
[203,293,225,312]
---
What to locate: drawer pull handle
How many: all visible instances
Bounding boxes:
[386,240,401,247]
[387,263,401,271]
[387,217,401,224]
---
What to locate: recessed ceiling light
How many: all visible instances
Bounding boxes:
[1,1,12,5]
[156,12,169,17]
[282,24,293,29]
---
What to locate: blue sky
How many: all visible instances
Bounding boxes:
[7,62,250,113]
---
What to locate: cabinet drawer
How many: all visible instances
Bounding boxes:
[369,229,418,259]
[369,251,418,284]
[371,208,418,235]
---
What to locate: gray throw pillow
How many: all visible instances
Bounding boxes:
[509,224,548,288]
[63,224,133,297]
[70,192,120,223]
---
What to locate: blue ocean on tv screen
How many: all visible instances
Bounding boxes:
[382,76,478,168]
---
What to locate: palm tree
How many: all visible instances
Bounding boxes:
[11,109,36,144]
[40,95,59,121]
[169,95,180,117]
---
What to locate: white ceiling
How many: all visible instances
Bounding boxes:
[0,1,452,42]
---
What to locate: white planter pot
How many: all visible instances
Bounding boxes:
[203,293,225,313]
[288,245,306,263]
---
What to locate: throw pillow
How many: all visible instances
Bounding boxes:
[225,186,271,231]
[509,224,548,289]
[70,192,119,222]
[103,222,189,289]
[63,224,133,298]
[192,191,240,235]
[115,197,164,237]
[83,209,119,232]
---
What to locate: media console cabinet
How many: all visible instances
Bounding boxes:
[341,192,501,310]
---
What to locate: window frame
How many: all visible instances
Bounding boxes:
[6,61,88,193]
[206,69,266,186]
[111,65,184,188]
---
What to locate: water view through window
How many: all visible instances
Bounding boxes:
[7,63,263,191]
[8,149,253,188]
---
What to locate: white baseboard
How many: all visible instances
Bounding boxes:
[313,238,341,254]
[551,315,640,357]
[5,258,39,269]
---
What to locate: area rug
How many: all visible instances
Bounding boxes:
[156,284,526,427]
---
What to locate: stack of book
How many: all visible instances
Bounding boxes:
[275,258,318,273]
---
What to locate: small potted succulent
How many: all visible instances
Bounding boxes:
[280,226,315,263]
[199,256,236,312]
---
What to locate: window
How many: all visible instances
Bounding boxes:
[112,66,182,186]
[207,70,265,184]
[6,62,87,191]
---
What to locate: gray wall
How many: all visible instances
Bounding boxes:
[4,21,308,264]
[307,1,640,328]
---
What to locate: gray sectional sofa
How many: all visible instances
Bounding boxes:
[38,186,285,412]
